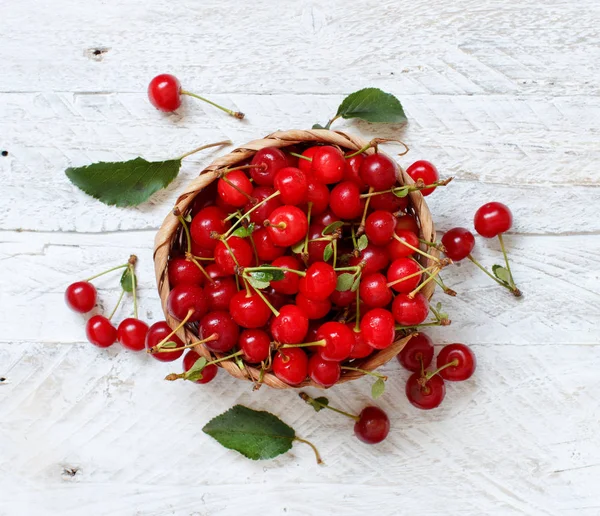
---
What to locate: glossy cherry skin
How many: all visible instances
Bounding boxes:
[316,321,354,361]
[348,326,373,359]
[406,160,439,196]
[330,181,364,220]
[167,284,208,322]
[312,211,340,228]
[198,311,239,353]
[245,186,282,225]
[269,256,303,295]
[190,206,230,251]
[365,210,396,246]
[145,321,184,362]
[272,348,309,386]
[270,305,309,344]
[253,227,286,262]
[266,206,308,247]
[86,315,117,348]
[214,236,253,274]
[296,293,331,320]
[395,214,420,234]
[229,290,272,328]
[148,74,181,112]
[266,288,291,311]
[359,153,398,190]
[354,406,390,444]
[441,227,475,261]
[474,202,513,238]
[359,273,392,308]
[344,154,367,190]
[65,281,97,313]
[183,350,219,384]
[348,243,389,275]
[217,170,253,208]
[239,329,271,363]
[360,308,396,350]
[306,223,330,264]
[387,229,420,260]
[274,167,308,205]
[392,293,429,326]
[299,262,337,301]
[311,146,346,184]
[301,178,330,215]
[117,318,149,352]
[406,373,446,409]
[308,354,341,388]
[386,258,422,294]
[330,284,356,307]
[436,343,476,381]
[298,146,319,175]
[370,190,408,212]
[397,333,434,372]
[250,147,288,186]
[168,257,205,287]
[204,277,237,311]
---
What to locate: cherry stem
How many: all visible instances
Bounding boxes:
[498,234,519,291]
[178,140,232,160]
[247,233,260,267]
[334,265,362,273]
[107,288,125,321]
[221,176,254,201]
[360,178,452,199]
[151,309,193,352]
[419,355,425,377]
[293,437,324,465]
[332,239,338,268]
[299,392,360,422]
[206,349,243,366]
[395,321,447,330]
[418,238,446,252]
[180,90,244,119]
[280,339,326,349]
[302,202,313,259]
[187,254,213,283]
[429,304,444,323]
[324,115,341,130]
[252,286,280,317]
[386,265,436,288]
[410,257,455,296]
[130,264,138,319]
[225,210,242,222]
[340,366,387,381]
[356,187,374,236]
[174,211,194,256]
[243,266,306,277]
[392,234,441,264]
[425,359,459,381]
[223,191,281,239]
[467,254,520,296]
[289,152,312,162]
[84,263,128,282]
[155,333,219,354]
[221,164,264,175]
[408,267,441,299]
[354,287,361,332]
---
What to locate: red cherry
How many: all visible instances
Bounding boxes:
[148,74,181,112]
[330,181,364,220]
[344,154,367,190]
[204,277,237,311]
[354,406,390,444]
[86,315,117,348]
[167,284,208,322]
[365,210,396,246]
[306,223,330,264]
[229,290,271,328]
[387,229,420,260]
[330,284,356,307]
[245,186,282,225]
[406,160,439,196]
[250,147,288,186]
[270,256,303,295]
[441,227,475,261]
[392,293,429,326]
[266,287,291,311]
[206,263,231,280]
[214,236,253,274]
[359,272,392,308]
[65,281,97,313]
[386,258,422,293]
[253,227,286,262]
[270,304,308,344]
[474,202,513,238]
[117,318,149,352]
[299,262,337,301]
[296,292,331,320]
[239,329,271,363]
[274,167,308,205]
[190,240,215,260]
[145,321,184,362]
[397,334,434,372]
[312,210,340,228]
[217,170,253,208]
[406,373,445,409]
[349,243,389,275]
[266,206,308,247]
[395,214,420,234]
[301,178,330,215]
[348,325,373,359]
[298,146,319,175]
[273,348,308,385]
[360,308,395,349]
[198,311,239,353]
[316,321,354,361]
[190,181,218,216]
[359,154,398,190]
[370,190,408,212]
[311,146,346,184]
[183,350,218,384]
[168,257,205,287]
[308,354,341,388]
[190,206,230,250]
[436,343,476,381]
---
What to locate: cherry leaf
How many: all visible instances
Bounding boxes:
[202,405,296,460]
[492,264,512,285]
[307,396,329,412]
[371,378,386,399]
[322,221,344,235]
[256,264,285,282]
[232,223,256,238]
[350,274,361,292]
[357,234,369,251]
[336,88,407,124]
[247,274,271,290]
[392,187,410,198]
[323,242,334,262]
[291,241,305,254]
[120,267,137,293]
[336,273,355,292]
[186,357,207,382]
[66,157,182,207]
[161,341,178,349]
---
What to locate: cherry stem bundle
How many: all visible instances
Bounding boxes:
[180,90,244,119]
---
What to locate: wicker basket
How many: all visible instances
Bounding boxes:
[154,129,436,388]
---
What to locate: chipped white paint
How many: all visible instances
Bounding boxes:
[1,0,599,515]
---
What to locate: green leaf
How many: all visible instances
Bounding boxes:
[357,234,369,251]
[323,242,334,262]
[291,240,305,254]
[161,341,178,350]
[350,274,361,292]
[336,273,355,292]
[312,123,326,129]
[247,275,271,290]
[120,267,137,293]
[232,223,256,238]
[492,264,512,285]
[371,378,386,399]
[65,157,182,207]
[183,213,192,223]
[307,396,329,412]
[256,265,285,281]
[335,88,407,124]
[392,187,410,198]
[322,221,344,235]
[186,357,207,382]
[202,405,296,460]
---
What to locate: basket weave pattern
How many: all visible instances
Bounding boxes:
[154,129,436,388]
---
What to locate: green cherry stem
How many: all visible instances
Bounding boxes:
[340,366,387,381]
[223,191,282,239]
[84,263,128,282]
[354,287,361,332]
[150,309,194,352]
[407,267,441,299]
[498,234,519,289]
[323,115,341,130]
[386,265,437,288]
[301,202,313,261]
[299,392,359,422]
[280,339,326,349]
[392,234,442,264]
[395,321,448,331]
[243,266,306,277]
[410,257,456,296]
[293,437,324,465]
[289,152,312,162]
[155,333,219,354]
[130,266,138,320]
[252,287,280,317]
[356,187,374,236]
[178,140,232,160]
[467,254,520,296]
[180,90,244,119]
[174,209,212,283]
[107,289,125,321]
[424,359,459,381]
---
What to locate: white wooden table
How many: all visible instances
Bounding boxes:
[1,1,599,514]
